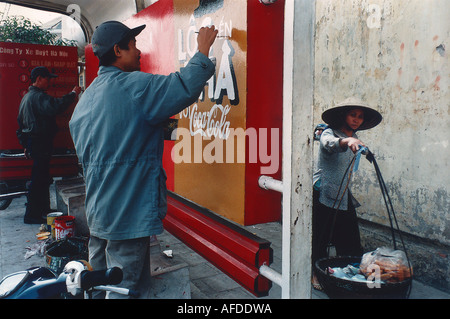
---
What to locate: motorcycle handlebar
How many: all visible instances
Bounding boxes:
[79,267,123,290]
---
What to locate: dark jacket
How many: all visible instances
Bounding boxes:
[17,86,76,151]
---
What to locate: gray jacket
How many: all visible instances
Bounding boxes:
[69,52,215,240]
[313,128,360,210]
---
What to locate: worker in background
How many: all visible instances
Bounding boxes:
[69,21,217,298]
[17,66,81,225]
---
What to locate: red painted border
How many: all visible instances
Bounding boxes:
[245,0,284,225]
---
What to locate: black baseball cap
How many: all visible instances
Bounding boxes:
[92,21,146,58]
[30,66,58,82]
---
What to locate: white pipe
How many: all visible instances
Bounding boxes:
[258,175,283,193]
[280,0,295,299]
[258,0,313,299]
[259,264,282,287]
[0,191,28,200]
[258,0,294,300]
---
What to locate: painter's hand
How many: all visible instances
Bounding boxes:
[24,148,31,159]
[197,26,218,56]
[72,86,82,97]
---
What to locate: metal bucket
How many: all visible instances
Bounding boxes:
[45,237,88,274]
[47,212,63,239]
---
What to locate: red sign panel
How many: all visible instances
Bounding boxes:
[0,42,78,152]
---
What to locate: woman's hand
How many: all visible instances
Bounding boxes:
[340,137,365,153]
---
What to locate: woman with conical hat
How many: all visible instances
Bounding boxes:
[312,97,382,290]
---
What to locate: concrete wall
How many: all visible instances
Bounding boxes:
[313,0,449,291]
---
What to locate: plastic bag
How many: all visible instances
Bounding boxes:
[360,247,413,283]
[328,264,369,283]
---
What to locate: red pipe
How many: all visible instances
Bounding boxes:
[164,192,273,297]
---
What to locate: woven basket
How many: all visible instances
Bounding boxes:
[315,256,412,299]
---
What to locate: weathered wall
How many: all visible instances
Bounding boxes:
[313,0,449,289]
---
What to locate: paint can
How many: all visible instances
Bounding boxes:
[47,212,63,239]
[45,237,88,274]
[54,215,75,240]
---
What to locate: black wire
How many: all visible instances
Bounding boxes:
[371,154,397,249]
[368,153,412,266]
[367,151,413,298]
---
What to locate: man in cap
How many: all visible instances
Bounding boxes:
[17,66,81,224]
[69,21,217,298]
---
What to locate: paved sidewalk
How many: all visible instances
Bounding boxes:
[1,187,449,299]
